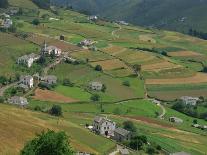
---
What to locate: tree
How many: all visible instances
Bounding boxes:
[146,147,156,155]
[90,94,100,102]
[101,84,106,92]
[133,64,141,75]
[203,66,207,73]
[0,76,7,85]
[32,19,40,26]
[95,65,102,71]
[193,119,198,124]
[122,80,130,87]
[49,105,62,116]
[161,51,167,56]
[0,0,8,8]
[123,121,136,133]
[21,130,73,155]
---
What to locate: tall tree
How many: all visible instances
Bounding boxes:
[21,130,73,155]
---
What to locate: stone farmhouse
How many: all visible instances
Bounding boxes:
[89,82,103,91]
[114,127,132,142]
[169,117,183,123]
[20,75,34,88]
[93,116,116,136]
[17,53,40,68]
[41,75,57,85]
[42,43,62,57]
[180,96,199,106]
[8,96,28,106]
[0,18,13,28]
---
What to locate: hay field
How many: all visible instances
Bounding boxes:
[90,59,129,71]
[168,51,203,57]
[146,73,207,85]
[142,61,182,71]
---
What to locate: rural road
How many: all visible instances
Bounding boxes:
[0,82,18,97]
[158,103,166,119]
[112,23,122,39]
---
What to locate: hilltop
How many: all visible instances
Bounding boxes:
[52,0,207,33]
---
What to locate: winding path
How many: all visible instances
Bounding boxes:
[112,23,122,39]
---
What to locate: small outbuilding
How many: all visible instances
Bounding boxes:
[169,117,183,123]
[8,96,28,106]
[89,82,103,91]
[114,127,132,142]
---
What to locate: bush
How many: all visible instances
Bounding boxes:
[101,84,106,92]
[63,79,74,87]
[0,97,4,103]
[32,18,40,25]
[147,147,156,155]
[122,81,130,87]
[90,94,100,102]
[21,130,73,155]
[123,121,136,133]
[49,105,62,116]
[95,65,102,71]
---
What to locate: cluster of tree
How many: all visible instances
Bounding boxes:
[21,130,73,155]
[172,100,207,120]
[90,94,100,102]
[38,82,56,90]
[122,121,161,154]
[0,0,8,8]
[132,47,168,56]
[95,65,103,72]
[32,0,50,9]
[188,28,207,40]
[122,80,130,87]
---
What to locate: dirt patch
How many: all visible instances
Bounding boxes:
[142,61,182,71]
[146,73,207,85]
[168,51,203,57]
[91,59,129,71]
[33,88,78,103]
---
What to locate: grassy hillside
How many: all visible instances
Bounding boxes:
[0,104,115,154]
[52,0,207,33]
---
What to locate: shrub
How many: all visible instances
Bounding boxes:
[49,105,62,116]
[122,81,130,87]
[101,84,106,92]
[123,121,136,133]
[95,65,102,71]
[90,94,100,102]
[63,79,74,87]
[32,18,40,25]
[21,130,73,155]
[147,147,156,155]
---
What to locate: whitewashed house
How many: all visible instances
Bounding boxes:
[3,18,13,28]
[180,96,199,106]
[20,75,34,88]
[79,39,94,47]
[88,15,98,21]
[89,82,103,91]
[17,53,40,68]
[8,96,28,106]
[93,116,116,136]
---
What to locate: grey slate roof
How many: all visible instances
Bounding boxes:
[114,127,130,136]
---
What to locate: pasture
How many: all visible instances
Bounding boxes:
[0,32,39,76]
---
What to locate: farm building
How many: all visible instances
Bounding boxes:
[114,127,132,142]
[20,75,34,88]
[0,18,13,28]
[93,116,116,136]
[17,53,40,68]
[41,75,57,85]
[192,124,201,128]
[8,96,28,106]
[88,15,98,21]
[89,82,103,91]
[180,96,199,106]
[169,117,183,123]
[42,43,62,56]
[18,83,29,91]
[170,152,191,155]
